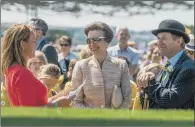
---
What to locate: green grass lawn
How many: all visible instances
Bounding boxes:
[1,107,194,126]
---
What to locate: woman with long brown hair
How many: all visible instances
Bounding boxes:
[1,24,69,107]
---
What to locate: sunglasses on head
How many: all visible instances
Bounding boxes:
[185,50,194,55]
[60,43,70,47]
[86,37,106,44]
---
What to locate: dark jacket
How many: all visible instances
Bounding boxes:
[141,52,194,109]
[42,44,59,66]
[36,38,48,51]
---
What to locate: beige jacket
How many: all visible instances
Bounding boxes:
[71,55,131,108]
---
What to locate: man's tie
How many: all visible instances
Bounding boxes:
[161,61,171,82]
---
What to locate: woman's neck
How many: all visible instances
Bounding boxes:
[94,51,107,63]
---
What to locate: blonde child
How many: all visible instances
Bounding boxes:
[27,51,48,78]
[38,64,61,98]
[47,58,79,102]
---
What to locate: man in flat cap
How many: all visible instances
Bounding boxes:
[137,19,194,109]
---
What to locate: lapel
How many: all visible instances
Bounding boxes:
[172,52,189,72]
[88,55,107,105]
[88,55,104,86]
[158,52,189,87]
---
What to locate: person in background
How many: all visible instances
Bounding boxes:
[147,40,158,52]
[27,50,48,78]
[58,35,78,89]
[185,34,194,60]
[137,19,194,109]
[27,57,42,78]
[1,24,69,107]
[63,59,79,95]
[29,18,59,66]
[79,46,93,59]
[71,21,131,108]
[48,58,79,101]
[140,46,164,69]
[38,64,61,98]
[107,26,139,81]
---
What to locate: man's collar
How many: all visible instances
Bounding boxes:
[38,36,45,44]
[168,50,184,67]
[115,44,129,51]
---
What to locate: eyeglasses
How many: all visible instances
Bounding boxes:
[185,50,194,55]
[60,44,70,47]
[86,37,106,44]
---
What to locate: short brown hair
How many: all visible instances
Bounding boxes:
[84,21,114,44]
[59,35,72,46]
[40,64,61,79]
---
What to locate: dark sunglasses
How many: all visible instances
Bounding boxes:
[60,44,70,47]
[86,37,106,44]
[185,50,194,55]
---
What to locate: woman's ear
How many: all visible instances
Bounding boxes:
[20,40,26,50]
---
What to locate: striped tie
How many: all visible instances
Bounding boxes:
[162,61,171,82]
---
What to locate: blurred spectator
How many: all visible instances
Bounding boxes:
[147,40,158,51]
[185,34,194,60]
[58,35,78,89]
[29,18,59,66]
[140,47,164,68]
[29,18,48,50]
[107,27,139,80]
[47,58,79,102]
[38,64,61,98]
[62,59,79,96]
[27,50,48,78]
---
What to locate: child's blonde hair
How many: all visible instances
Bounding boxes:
[39,64,61,79]
[35,51,48,65]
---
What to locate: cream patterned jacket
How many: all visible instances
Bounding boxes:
[71,54,131,108]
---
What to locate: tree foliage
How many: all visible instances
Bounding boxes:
[1,0,194,17]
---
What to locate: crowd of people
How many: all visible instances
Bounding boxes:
[1,18,194,110]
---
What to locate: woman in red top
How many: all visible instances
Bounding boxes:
[1,24,69,107]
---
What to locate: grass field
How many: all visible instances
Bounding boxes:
[1,107,194,126]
